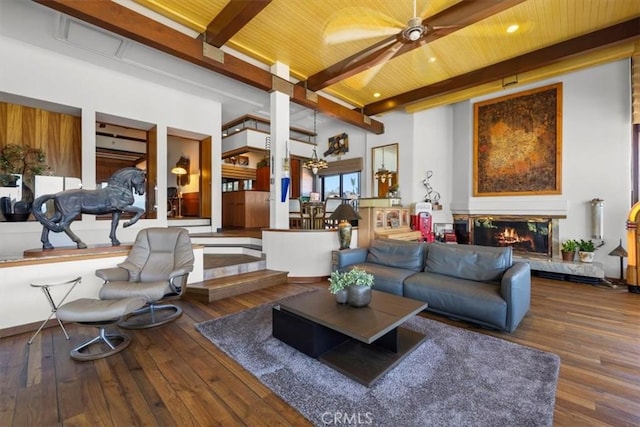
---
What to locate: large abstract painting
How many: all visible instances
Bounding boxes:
[473,83,562,196]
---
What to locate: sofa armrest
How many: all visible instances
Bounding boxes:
[331,248,368,271]
[95,267,130,282]
[169,266,194,280]
[500,261,531,332]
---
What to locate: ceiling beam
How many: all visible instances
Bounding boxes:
[33,0,384,134]
[364,18,640,116]
[203,0,271,47]
[303,0,526,92]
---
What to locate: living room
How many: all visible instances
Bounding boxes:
[1,1,639,426]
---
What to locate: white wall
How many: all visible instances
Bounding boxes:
[0,34,221,255]
[412,107,454,224]
[441,60,631,277]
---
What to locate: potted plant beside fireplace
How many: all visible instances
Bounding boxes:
[577,239,596,263]
[561,239,577,262]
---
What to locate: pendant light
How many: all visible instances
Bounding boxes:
[375,147,393,183]
[302,110,328,174]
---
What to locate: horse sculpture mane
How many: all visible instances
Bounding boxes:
[32,167,147,249]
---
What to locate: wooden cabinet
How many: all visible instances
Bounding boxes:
[182,192,200,217]
[255,167,270,191]
[358,206,421,247]
[222,191,269,228]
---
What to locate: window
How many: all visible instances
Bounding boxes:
[321,173,360,201]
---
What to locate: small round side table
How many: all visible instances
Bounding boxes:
[28,276,82,345]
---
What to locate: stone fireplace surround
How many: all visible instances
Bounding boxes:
[450,199,605,283]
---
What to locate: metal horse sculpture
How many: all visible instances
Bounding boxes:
[32,167,147,250]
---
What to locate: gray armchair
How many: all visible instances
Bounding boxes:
[97,227,194,329]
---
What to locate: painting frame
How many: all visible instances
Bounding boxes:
[473,83,562,196]
[325,132,349,157]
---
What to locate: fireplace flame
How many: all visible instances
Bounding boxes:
[499,227,533,245]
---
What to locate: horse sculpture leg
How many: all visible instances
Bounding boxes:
[57,212,88,249]
[123,207,145,228]
[40,227,54,250]
[40,209,63,250]
[109,211,122,246]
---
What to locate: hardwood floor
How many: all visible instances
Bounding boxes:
[1,277,638,426]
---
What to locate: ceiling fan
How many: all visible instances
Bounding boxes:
[308,0,459,90]
[324,0,443,46]
[308,0,522,92]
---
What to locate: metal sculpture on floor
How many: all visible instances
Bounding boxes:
[32,167,146,250]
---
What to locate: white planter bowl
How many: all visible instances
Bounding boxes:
[578,251,594,263]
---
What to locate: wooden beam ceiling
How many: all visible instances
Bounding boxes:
[303,0,526,92]
[364,18,640,116]
[34,0,384,134]
[204,0,271,47]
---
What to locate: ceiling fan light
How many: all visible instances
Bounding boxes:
[404,16,425,42]
[408,28,422,41]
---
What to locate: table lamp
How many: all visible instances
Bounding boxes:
[329,204,361,250]
[171,166,187,218]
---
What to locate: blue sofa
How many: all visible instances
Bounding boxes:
[332,239,531,332]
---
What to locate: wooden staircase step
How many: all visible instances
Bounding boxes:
[186,270,288,303]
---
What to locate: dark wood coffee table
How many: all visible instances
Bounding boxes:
[272,290,428,387]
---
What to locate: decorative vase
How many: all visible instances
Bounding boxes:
[578,251,595,263]
[334,289,348,304]
[337,221,353,250]
[561,250,575,262]
[347,285,371,308]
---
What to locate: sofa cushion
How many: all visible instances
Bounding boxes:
[366,239,425,271]
[425,243,511,282]
[344,263,414,296]
[404,272,507,330]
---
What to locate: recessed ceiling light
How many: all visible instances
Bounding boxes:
[373,92,381,98]
[506,24,519,33]
[428,57,436,63]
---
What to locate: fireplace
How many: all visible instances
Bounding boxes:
[454,215,555,258]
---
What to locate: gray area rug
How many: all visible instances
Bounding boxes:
[196,296,559,427]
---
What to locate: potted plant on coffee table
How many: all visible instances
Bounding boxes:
[345,267,375,307]
[577,239,596,263]
[328,270,350,304]
[561,239,577,262]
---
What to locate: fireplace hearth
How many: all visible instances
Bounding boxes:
[454,215,556,258]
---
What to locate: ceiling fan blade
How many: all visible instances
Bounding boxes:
[345,41,404,89]
[325,26,401,45]
[323,7,405,44]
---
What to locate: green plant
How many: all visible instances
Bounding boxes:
[561,239,578,252]
[328,267,374,294]
[577,239,596,252]
[0,144,51,201]
[328,270,349,294]
[0,144,49,178]
[345,267,374,287]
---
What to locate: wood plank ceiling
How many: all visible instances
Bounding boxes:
[36,0,640,134]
